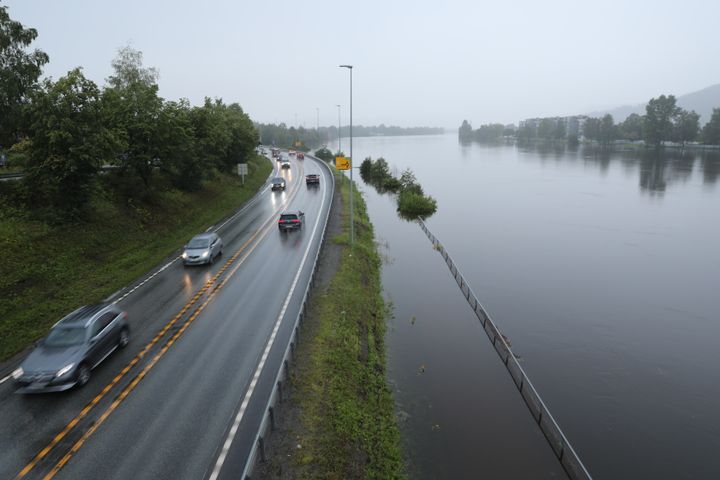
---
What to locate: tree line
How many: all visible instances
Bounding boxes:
[459,95,720,148]
[257,123,444,151]
[1,5,258,222]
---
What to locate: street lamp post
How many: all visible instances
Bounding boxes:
[336,104,341,154]
[339,65,353,246]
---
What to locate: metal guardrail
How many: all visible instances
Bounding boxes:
[417,218,592,480]
[240,154,336,479]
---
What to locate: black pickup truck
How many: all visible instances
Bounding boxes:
[305,174,320,186]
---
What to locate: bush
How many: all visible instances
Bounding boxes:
[315,147,334,162]
[397,189,437,219]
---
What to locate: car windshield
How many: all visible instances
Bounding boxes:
[273,178,283,183]
[280,214,298,221]
[45,327,86,347]
[188,238,210,249]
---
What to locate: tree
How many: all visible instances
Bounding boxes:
[618,113,643,141]
[458,120,472,139]
[674,110,699,147]
[598,114,616,145]
[315,147,333,162]
[537,118,556,140]
[702,108,720,145]
[223,103,258,171]
[190,98,232,173]
[155,99,200,191]
[643,95,679,148]
[106,46,158,90]
[0,5,49,146]
[102,46,163,188]
[475,123,505,142]
[24,69,116,218]
[583,117,601,142]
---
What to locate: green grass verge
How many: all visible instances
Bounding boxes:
[291,172,405,478]
[0,155,272,361]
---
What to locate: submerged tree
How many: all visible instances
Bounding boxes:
[643,95,680,148]
[702,108,720,145]
[618,113,643,141]
[674,110,700,147]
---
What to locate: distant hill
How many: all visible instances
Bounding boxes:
[586,83,720,123]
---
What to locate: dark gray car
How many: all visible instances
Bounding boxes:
[12,304,130,393]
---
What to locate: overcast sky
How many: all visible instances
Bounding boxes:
[5,0,720,129]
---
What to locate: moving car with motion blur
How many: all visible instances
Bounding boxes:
[12,304,130,393]
[297,152,305,159]
[281,159,291,169]
[182,232,223,266]
[278,211,305,232]
[271,177,286,191]
[305,174,320,186]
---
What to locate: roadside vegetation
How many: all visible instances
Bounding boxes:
[360,157,437,219]
[0,6,270,360]
[269,170,404,479]
[0,155,271,361]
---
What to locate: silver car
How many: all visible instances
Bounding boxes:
[12,304,130,393]
[182,232,223,266]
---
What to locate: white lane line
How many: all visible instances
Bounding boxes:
[208,177,327,480]
[107,180,274,305]
[109,258,180,305]
[0,374,10,385]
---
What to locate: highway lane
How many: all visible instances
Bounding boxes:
[0,153,334,479]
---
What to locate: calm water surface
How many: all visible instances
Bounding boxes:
[350,134,720,480]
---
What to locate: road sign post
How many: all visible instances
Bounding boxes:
[335,156,351,170]
[237,163,248,185]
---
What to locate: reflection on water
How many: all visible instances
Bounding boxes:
[516,142,720,194]
[352,134,720,480]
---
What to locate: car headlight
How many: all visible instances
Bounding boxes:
[201,251,209,258]
[182,252,188,259]
[56,363,75,378]
[11,367,23,379]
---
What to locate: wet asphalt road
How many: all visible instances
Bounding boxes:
[0,153,334,480]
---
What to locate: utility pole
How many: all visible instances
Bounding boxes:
[339,65,354,246]
[336,104,341,154]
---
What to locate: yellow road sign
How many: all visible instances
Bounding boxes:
[335,156,351,170]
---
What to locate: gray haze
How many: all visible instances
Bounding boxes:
[5,0,720,128]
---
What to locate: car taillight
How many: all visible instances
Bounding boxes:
[292,219,300,223]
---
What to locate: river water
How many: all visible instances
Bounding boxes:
[348,134,720,480]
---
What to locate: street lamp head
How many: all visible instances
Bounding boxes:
[339,64,353,69]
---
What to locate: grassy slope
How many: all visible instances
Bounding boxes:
[290,173,404,478]
[0,155,272,361]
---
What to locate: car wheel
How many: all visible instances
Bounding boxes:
[119,328,130,348]
[77,364,90,388]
